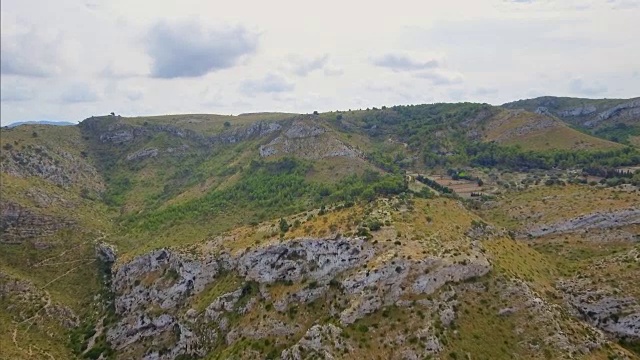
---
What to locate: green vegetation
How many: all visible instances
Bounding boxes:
[2,97,639,360]
[594,123,640,144]
[123,158,406,235]
[335,103,638,171]
[465,142,640,170]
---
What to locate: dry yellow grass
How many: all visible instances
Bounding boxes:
[480,184,638,231]
[484,110,621,151]
[121,112,296,136]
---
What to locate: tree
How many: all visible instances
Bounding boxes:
[336,114,343,121]
[313,111,319,115]
[279,218,290,233]
[223,121,231,128]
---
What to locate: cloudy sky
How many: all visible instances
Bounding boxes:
[1,0,639,125]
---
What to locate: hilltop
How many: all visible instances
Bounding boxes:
[1,98,639,360]
[503,96,640,146]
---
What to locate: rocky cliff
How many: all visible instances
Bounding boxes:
[104,235,490,359]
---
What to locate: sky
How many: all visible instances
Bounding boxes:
[1,0,639,125]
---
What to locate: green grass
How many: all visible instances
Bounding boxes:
[3,102,640,359]
[191,272,244,312]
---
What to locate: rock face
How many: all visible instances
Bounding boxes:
[527,208,640,238]
[96,242,117,263]
[88,117,284,147]
[106,236,491,359]
[281,324,351,360]
[558,105,597,117]
[502,96,640,130]
[1,144,103,190]
[558,278,640,341]
[593,99,640,123]
[237,237,374,284]
[259,119,361,159]
[0,202,74,243]
[126,148,159,161]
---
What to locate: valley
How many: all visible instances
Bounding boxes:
[1,97,639,359]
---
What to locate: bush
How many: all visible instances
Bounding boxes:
[279,218,290,233]
[367,220,382,231]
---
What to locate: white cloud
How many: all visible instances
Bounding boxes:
[61,83,100,103]
[240,74,295,96]
[0,14,69,77]
[145,19,258,78]
[0,82,35,101]
[1,0,639,125]
[371,53,440,72]
[288,54,330,76]
[323,66,344,76]
[568,78,607,96]
[415,70,464,85]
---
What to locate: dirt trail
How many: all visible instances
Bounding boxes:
[9,232,107,359]
[33,232,106,268]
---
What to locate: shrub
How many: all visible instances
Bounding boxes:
[279,218,290,233]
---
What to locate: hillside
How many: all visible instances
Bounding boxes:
[503,96,640,146]
[483,109,621,151]
[1,100,640,360]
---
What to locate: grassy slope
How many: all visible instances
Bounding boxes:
[187,190,636,359]
[484,110,622,151]
[474,184,640,358]
[122,112,296,135]
[503,96,628,112]
[2,105,639,359]
[1,125,113,360]
[479,184,638,230]
[502,96,640,146]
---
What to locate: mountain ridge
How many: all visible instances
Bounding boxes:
[1,97,639,359]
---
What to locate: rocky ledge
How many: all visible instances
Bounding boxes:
[105,236,490,359]
[526,208,640,238]
[558,278,640,341]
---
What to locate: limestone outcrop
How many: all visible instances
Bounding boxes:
[105,235,491,359]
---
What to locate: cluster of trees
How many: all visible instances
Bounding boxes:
[594,123,640,144]
[583,166,640,187]
[415,175,454,195]
[447,168,483,186]
[366,150,404,173]
[127,159,407,233]
[330,170,407,203]
[464,143,640,170]
[583,166,637,179]
[361,103,492,148]
[350,103,640,172]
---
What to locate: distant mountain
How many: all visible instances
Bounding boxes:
[6,120,75,128]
